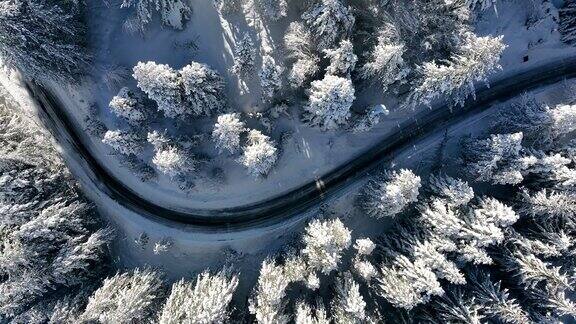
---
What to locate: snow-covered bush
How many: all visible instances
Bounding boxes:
[231,33,256,77]
[302,0,355,50]
[133,61,225,118]
[364,169,421,218]
[121,0,191,32]
[559,0,576,45]
[259,55,284,101]
[352,104,389,133]
[0,0,90,80]
[284,22,320,88]
[80,269,165,323]
[159,270,239,324]
[238,130,277,176]
[323,40,357,77]
[304,75,355,130]
[405,33,506,109]
[152,146,195,178]
[109,87,146,124]
[102,130,143,156]
[180,62,226,116]
[302,218,352,274]
[212,113,246,153]
[359,26,410,92]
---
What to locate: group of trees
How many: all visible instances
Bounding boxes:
[0,0,90,81]
[120,0,192,32]
[0,92,113,322]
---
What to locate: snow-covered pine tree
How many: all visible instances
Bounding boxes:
[231,33,256,77]
[180,61,226,116]
[259,55,284,101]
[376,255,444,310]
[102,130,144,156]
[109,87,146,125]
[121,0,191,32]
[133,61,225,118]
[294,300,330,324]
[469,272,530,324]
[363,169,421,218]
[462,132,532,185]
[323,39,357,77]
[152,146,195,178]
[249,259,292,324]
[256,0,288,21]
[301,218,352,274]
[238,129,277,176]
[359,25,410,92]
[284,22,320,88]
[212,113,246,153]
[331,272,367,323]
[133,61,184,118]
[79,269,165,323]
[304,75,355,130]
[158,270,239,324]
[404,32,506,109]
[559,0,576,45]
[0,0,90,80]
[301,0,355,50]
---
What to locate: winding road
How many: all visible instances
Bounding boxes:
[26,56,576,232]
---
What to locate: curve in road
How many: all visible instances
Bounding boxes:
[26,56,576,232]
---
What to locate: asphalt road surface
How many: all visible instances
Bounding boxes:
[26,56,576,232]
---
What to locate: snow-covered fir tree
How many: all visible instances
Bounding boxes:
[259,55,284,101]
[331,273,367,323]
[323,39,357,77]
[152,146,195,178]
[80,269,165,323]
[0,0,90,80]
[304,75,355,130]
[102,130,144,156]
[133,61,225,118]
[559,0,576,45]
[359,25,410,92]
[121,0,191,32]
[301,0,355,50]
[231,33,256,77]
[249,259,292,324]
[180,62,226,116]
[462,132,530,185]
[294,300,329,324]
[284,22,320,88]
[158,270,239,324]
[363,169,421,218]
[212,113,246,153]
[133,61,184,118]
[376,255,444,310]
[238,129,277,176]
[405,33,506,109]
[109,87,146,125]
[255,0,288,21]
[302,218,351,274]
